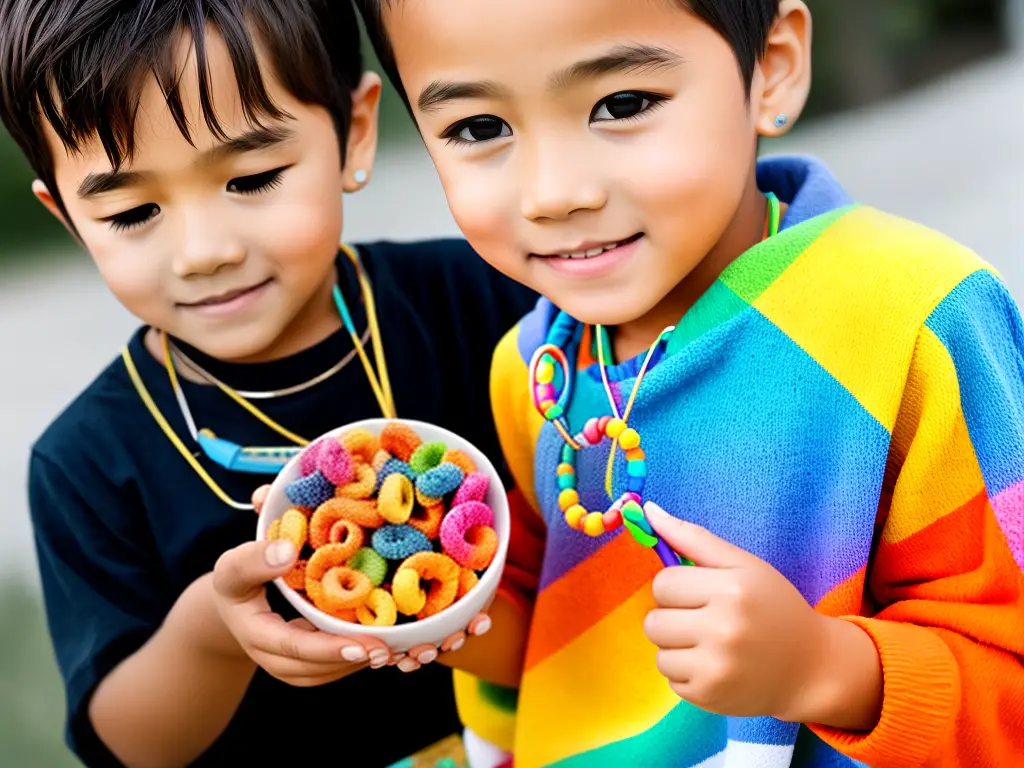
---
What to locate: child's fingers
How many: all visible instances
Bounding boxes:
[406,643,439,665]
[248,614,369,665]
[251,484,271,513]
[643,608,700,649]
[213,540,295,603]
[467,613,491,636]
[440,630,467,653]
[650,563,715,609]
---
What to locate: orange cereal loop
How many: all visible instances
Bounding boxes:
[457,567,478,599]
[328,519,365,552]
[309,499,372,550]
[339,428,379,464]
[267,519,282,541]
[395,552,460,620]
[278,508,308,552]
[380,422,423,463]
[306,546,372,613]
[407,502,444,540]
[442,449,476,476]
[335,608,358,622]
[336,463,377,500]
[283,559,307,591]
[464,526,499,571]
[355,588,398,627]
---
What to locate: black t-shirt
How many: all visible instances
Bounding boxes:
[27,239,538,767]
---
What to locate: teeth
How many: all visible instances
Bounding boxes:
[556,241,623,259]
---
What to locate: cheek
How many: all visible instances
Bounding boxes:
[435,161,520,271]
[84,231,169,318]
[252,165,344,279]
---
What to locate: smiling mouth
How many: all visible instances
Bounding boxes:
[533,233,644,260]
[181,279,272,307]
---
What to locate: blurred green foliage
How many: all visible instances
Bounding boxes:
[0,584,78,768]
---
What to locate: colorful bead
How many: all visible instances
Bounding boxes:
[597,416,612,434]
[558,488,580,510]
[536,360,555,384]
[556,463,575,476]
[582,512,606,537]
[605,418,626,439]
[627,461,646,478]
[565,505,587,529]
[561,443,575,463]
[625,448,646,462]
[621,501,654,536]
[618,428,641,450]
[602,506,623,531]
[544,404,564,420]
[557,474,576,491]
[626,476,645,493]
[539,399,556,412]
[583,418,602,445]
[623,517,658,548]
[622,492,642,506]
[536,383,556,401]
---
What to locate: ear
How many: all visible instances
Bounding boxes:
[32,179,80,240]
[753,0,812,137]
[342,71,383,192]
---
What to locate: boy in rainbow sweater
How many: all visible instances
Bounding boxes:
[357,0,1024,765]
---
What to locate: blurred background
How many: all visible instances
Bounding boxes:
[1,1,1022,764]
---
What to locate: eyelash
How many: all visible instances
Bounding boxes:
[441,90,668,146]
[102,166,290,232]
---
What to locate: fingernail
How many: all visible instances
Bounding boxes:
[342,646,367,662]
[266,540,295,567]
[417,648,437,664]
[398,658,419,673]
[473,616,491,636]
[449,637,465,652]
[368,648,389,668]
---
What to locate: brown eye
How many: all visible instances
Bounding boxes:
[591,91,665,122]
[444,115,512,144]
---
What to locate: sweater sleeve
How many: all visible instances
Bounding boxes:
[811,270,1024,766]
[453,321,549,753]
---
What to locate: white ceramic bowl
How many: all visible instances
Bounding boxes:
[256,418,510,653]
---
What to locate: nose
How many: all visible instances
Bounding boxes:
[520,139,607,222]
[172,204,246,278]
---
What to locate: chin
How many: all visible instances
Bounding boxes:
[549,295,647,328]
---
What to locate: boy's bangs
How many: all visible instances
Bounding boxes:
[22,0,338,171]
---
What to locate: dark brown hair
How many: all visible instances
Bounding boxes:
[0,0,364,219]
[356,0,779,102]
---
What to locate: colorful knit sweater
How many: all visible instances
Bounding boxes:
[454,156,1024,767]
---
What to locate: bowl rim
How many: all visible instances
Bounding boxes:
[256,417,511,637]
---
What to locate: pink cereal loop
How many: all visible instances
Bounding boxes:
[299,438,327,476]
[317,439,355,486]
[440,500,495,568]
[452,472,490,507]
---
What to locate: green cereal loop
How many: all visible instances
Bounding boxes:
[346,547,387,587]
[409,441,447,474]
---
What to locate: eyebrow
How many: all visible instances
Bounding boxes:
[415,44,683,114]
[76,125,297,198]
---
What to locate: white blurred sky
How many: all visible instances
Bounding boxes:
[1,52,1022,581]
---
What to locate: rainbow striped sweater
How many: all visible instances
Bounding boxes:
[454,156,1024,767]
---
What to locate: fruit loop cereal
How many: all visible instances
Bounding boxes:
[268,422,498,626]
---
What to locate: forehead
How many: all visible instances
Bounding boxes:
[386,0,698,82]
[44,26,293,175]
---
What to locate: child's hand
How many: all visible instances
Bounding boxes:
[211,538,391,684]
[248,485,493,675]
[641,502,835,722]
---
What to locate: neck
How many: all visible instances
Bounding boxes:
[612,177,782,362]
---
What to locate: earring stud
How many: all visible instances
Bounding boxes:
[353,169,368,185]
[773,114,789,128]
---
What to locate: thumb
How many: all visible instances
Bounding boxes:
[213,539,296,602]
[643,502,749,568]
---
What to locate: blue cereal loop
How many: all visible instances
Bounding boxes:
[372,525,433,561]
[284,470,335,509]
[416,462,464,498]
[373,458,417,493]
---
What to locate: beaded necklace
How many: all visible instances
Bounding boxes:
[528,193,780,567]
